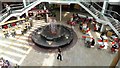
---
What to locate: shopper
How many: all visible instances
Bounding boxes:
[57,48,62,61]
[14,64,19,68]
[111,43,119,53]
[90,38,95,47]
[5,4,11,15]
[100,32,105,41]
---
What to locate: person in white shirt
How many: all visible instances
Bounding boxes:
[5,4,11,15]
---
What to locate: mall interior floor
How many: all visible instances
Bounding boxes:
[0,10,117,66]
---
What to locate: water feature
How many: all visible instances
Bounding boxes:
[31,20,75,49]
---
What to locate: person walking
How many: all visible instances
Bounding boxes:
[57,48,62,61]
[14,64,19,68]
[5,4,11,15]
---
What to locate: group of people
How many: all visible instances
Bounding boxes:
[0,57,10,68]
[3,29,16,38]
[2,20,32,38]
[83,34,95,48]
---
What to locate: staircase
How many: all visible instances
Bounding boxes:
[77,2,120,38]
[0,0,78,23]
[0,0,43,23]
[10,4,24,10]
[0,0,120,37]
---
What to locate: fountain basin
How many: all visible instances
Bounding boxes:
[31,24,74,49]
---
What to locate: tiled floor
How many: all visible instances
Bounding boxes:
[0,11,118,66]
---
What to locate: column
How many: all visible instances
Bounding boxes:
[23,0,27,7]
[0,1,2,11]
[101,0,108,14]
[100,24,106,32]
[60,4,62,21]
[27,0,30,5]
[23,0,28,17]
[44,5,48,23]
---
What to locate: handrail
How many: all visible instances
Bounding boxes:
[104,13,117,22]
[0,8,7,14]
[80,1,120,26]
[93,2,120,19]
[11,6,24,9]
[10,4,23,6]
[13,0,38,12]
[80,2,107,21]
[0,0,37,22]
[92,2,120,24]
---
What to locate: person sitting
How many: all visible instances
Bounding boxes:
[11,29,16,37]
[27,23,31,30]
[111,43,119,53]
[100,32,105,41]
[90,38,95,48]
[93,22,99,31]
[79,23,82,30]
[4,31,9,38]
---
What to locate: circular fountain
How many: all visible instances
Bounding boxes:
[31,19,75,49]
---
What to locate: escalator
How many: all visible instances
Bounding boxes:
[0,0,42,23]
[78,1,120,38]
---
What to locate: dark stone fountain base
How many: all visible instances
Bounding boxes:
[31,24,75,49]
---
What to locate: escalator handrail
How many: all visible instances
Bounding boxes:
[0,0,39,22]
[13,0,38,12]
[0,8,7,14]
[93,2,120,19]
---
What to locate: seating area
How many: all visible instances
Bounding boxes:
[0,18,32,38]
[67,13,120,54]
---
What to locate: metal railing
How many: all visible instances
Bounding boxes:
[80,1,120,37]
[0,0,36,22]
[80,2,106,21]
[92,2,120,21]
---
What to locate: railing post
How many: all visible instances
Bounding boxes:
[0,1,2,11]
[44,5,48,23]
[100,24,106,32]
[23,0,27,7]
[60,4,62,21]
[23,0,28,17]
[101,0,108,14]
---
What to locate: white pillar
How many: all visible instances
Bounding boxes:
[60,4,62,21]
[27,0,30,5]
[23,0,28,17]
[0,1,2,11]
[25,10,28,17]
[100,24,106,32]
[44,5,48,23]
[23,0,27,7]
[101,0,108,14]
[44,5,46,10]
